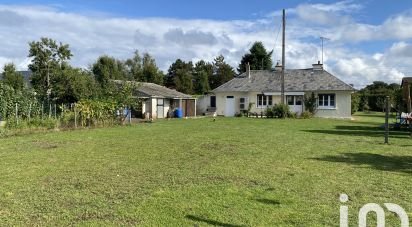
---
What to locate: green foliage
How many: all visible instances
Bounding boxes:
[358,81,401,112]
[125,51,164,85]
[300,111,313,119]
[351,92,360,114]
[53,66,97,103]
[193,60,212,94]
[237,41,273,73]
[210,55,235,89]
[272,103,290,118]
[304,92,317,114]
[28,37,72,100]
[92,55,127,87]
[2,63,24,90]
[265,107,274,118]
[75,99,119,127]
[0,82,39,120]
[6,117,58,130]
[167,59,194,93]
[142,53,164,85]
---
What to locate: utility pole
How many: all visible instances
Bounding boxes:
[320,36,329,65]
[281,9,286,104]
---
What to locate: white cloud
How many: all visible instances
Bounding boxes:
[0,2,410,88]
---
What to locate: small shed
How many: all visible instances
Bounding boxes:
[401,77,412,112]
[133,82,196,119]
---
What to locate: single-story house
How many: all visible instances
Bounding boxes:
[401,77,412,113]
[198,62,354,118]
[119,81,196,119]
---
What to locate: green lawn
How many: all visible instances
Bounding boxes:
[0,113,411,226]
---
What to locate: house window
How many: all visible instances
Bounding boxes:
[286,95,303,105]
[295,96,303,105]
[287,96,294,105]
[257,95,273,108]
[318,94,336,108]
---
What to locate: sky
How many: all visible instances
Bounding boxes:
[0,0,412,88]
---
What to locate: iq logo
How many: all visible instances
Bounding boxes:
[339,194,409,227]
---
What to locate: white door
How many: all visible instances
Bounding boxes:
[225,96,235,117]
[287,95,303,114]
[157,99,164,118]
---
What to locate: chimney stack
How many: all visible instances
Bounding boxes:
[312,60,323,71]
[246,62,250,78]
[275,61,282,72]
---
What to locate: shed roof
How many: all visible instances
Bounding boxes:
[213,69,354,93]
[113,80,193,99]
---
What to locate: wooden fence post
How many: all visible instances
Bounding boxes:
[15,103,18,125]
[28,103,32,121]
[74,104,77,129]
[385,96,389,144]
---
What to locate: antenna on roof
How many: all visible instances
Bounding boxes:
[320,36,330,65]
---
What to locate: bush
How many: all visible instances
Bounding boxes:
[60,111,76,128]
[273,103,290,118]
[301,111,313,119]
[304,92,317,114]
[265,107,274,118]
[6,117,58,130]
[288,112,297,119]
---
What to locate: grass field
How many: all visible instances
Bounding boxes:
[0,113,411,226]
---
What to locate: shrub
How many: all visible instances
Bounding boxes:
[265,107,274,118]
[288,112,297,119]
[301,111,313,119]
[273,103,290,119]
[304,92,317,114]
[6,117,58,130]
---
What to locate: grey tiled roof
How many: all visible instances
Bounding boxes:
[113,80,193,99]
[213,69,354,92]
[136,82,193,99]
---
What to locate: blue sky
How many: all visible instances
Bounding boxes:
[4,0,410,22]
[0,0,412,87]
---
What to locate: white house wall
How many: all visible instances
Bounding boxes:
[311,91,352,119]
[215,92,246,116]
[197,95,211,114]
[215,90,352,118]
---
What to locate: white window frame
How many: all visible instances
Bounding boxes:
[257,94,273,108]
[318,94,336,109]
[286,95,303,106]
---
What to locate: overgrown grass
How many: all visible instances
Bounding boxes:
[0,112,411,226]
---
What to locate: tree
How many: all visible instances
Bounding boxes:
[166,59,194,93]
[237,41,273,73]
[53,67,97,103]
[125,51,163,85]
[142,53,163,85]
[125,51,143,81]
[356,81,402,112]
[92,55,127,87]
[28,37,72,100]
[211,55,235,89]
[2,63,24,90]
[193,60,212,94]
